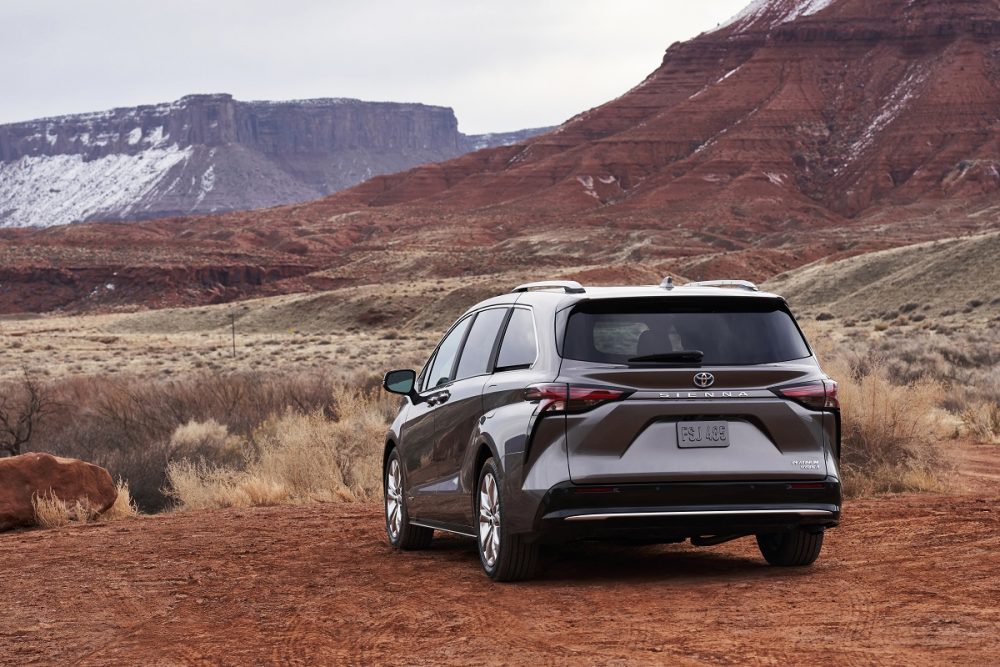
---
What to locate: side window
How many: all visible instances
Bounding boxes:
[424,316,473,389]
[495,308,537,371]
[416,352,434,392]
[455,308,508,381]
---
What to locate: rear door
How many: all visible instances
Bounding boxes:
[559,297,832,483]
[425,306,510,522]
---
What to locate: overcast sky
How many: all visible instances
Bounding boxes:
[2,1,748,134]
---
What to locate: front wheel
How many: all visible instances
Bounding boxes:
[477,457,539,581]
[384,450,433,550]
[756,528,824,566]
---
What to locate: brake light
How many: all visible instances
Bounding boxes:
[774,379,839,411]
[524,383,630,414]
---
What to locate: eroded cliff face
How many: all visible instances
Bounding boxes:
[0,94,549,227]
[343,0,1000,220]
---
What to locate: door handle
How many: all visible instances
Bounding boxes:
[426,390,451,406]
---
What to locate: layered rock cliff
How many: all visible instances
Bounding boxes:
[342,0,1000,221]
[0,94,549,227]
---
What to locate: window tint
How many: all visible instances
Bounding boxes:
[563,298,810,365]
[455,308,508,381]
[496,308,537,370]
[425,316,473,389]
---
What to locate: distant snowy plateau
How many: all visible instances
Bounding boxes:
[0,94,550,228]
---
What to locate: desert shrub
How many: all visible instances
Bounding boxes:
[166,385,396,510]
[962,401,1000,443]
[825,357,949,496]
[815,312,835,321]
[25,371,372,512]
[168,419,245,467]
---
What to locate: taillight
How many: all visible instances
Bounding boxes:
[524,383,630,414]
[774,379,839,411]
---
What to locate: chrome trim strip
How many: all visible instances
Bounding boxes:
[409,520,477,538]
[564,509,835,522]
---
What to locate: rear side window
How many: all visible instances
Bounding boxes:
[425,316,473,389]
[496,308,537,370]
[563,298,810,365]
[455,308,508,380]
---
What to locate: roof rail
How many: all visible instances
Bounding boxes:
[681,279,760,292]
[512,280,586,294]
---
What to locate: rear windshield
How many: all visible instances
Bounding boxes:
[563,297,811,366]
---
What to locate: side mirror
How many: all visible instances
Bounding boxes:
[383,369,417,398]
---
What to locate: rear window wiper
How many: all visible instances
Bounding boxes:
[627,350,704,364]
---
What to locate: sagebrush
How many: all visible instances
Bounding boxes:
[824,356,951,496]
[167,385,398,509]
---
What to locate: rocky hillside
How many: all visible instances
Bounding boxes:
[767,231,1000,319]
[0,94,549,227]
[341,0,1000,220]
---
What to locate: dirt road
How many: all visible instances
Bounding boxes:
[2,444,997,666]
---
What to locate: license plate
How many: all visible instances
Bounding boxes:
[677,421,730,448]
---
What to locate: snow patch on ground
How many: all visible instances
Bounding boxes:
[576,175,600,199]
[194,164,216,207]
[0,144,192,227]
[843,68,927,168]
[144,126,167,147]
[127,127,142,145]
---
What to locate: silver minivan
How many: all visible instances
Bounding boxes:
[381,279,841,580]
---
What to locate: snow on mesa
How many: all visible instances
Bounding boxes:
[716,0,834,33]
[0,145,192,228]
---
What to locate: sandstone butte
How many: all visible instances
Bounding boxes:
[0,453,118,531]
[0,0,997,314]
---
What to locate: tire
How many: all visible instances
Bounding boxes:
[476,457,539,582]
[756,528,824,566]
[384,449,433,550]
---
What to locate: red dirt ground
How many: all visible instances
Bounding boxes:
[1,443,997,666]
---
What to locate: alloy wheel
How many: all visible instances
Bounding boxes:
[386,458,403,540]
[478,471,501,567]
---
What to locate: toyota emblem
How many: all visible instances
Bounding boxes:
[693,372,715,388]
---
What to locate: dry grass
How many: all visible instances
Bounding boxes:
[101,480,141,521]
[824,356,951,496]
[32,493,98,528]
[31,480,138,528]
[0,293,441,384]
[962,401,1000,443]
[166,386,398,510]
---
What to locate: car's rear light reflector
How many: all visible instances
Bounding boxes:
[774,379,839,411]
[524,383,630,414]
[574,486,616,494]
[789,482,826,489]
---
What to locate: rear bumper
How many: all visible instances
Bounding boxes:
[529,477,840,543]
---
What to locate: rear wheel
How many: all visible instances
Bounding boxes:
[384,450,433,550]
[477,457,539,581]
[756,528,824,566]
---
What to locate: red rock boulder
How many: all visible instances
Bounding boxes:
[0,453,118,531]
